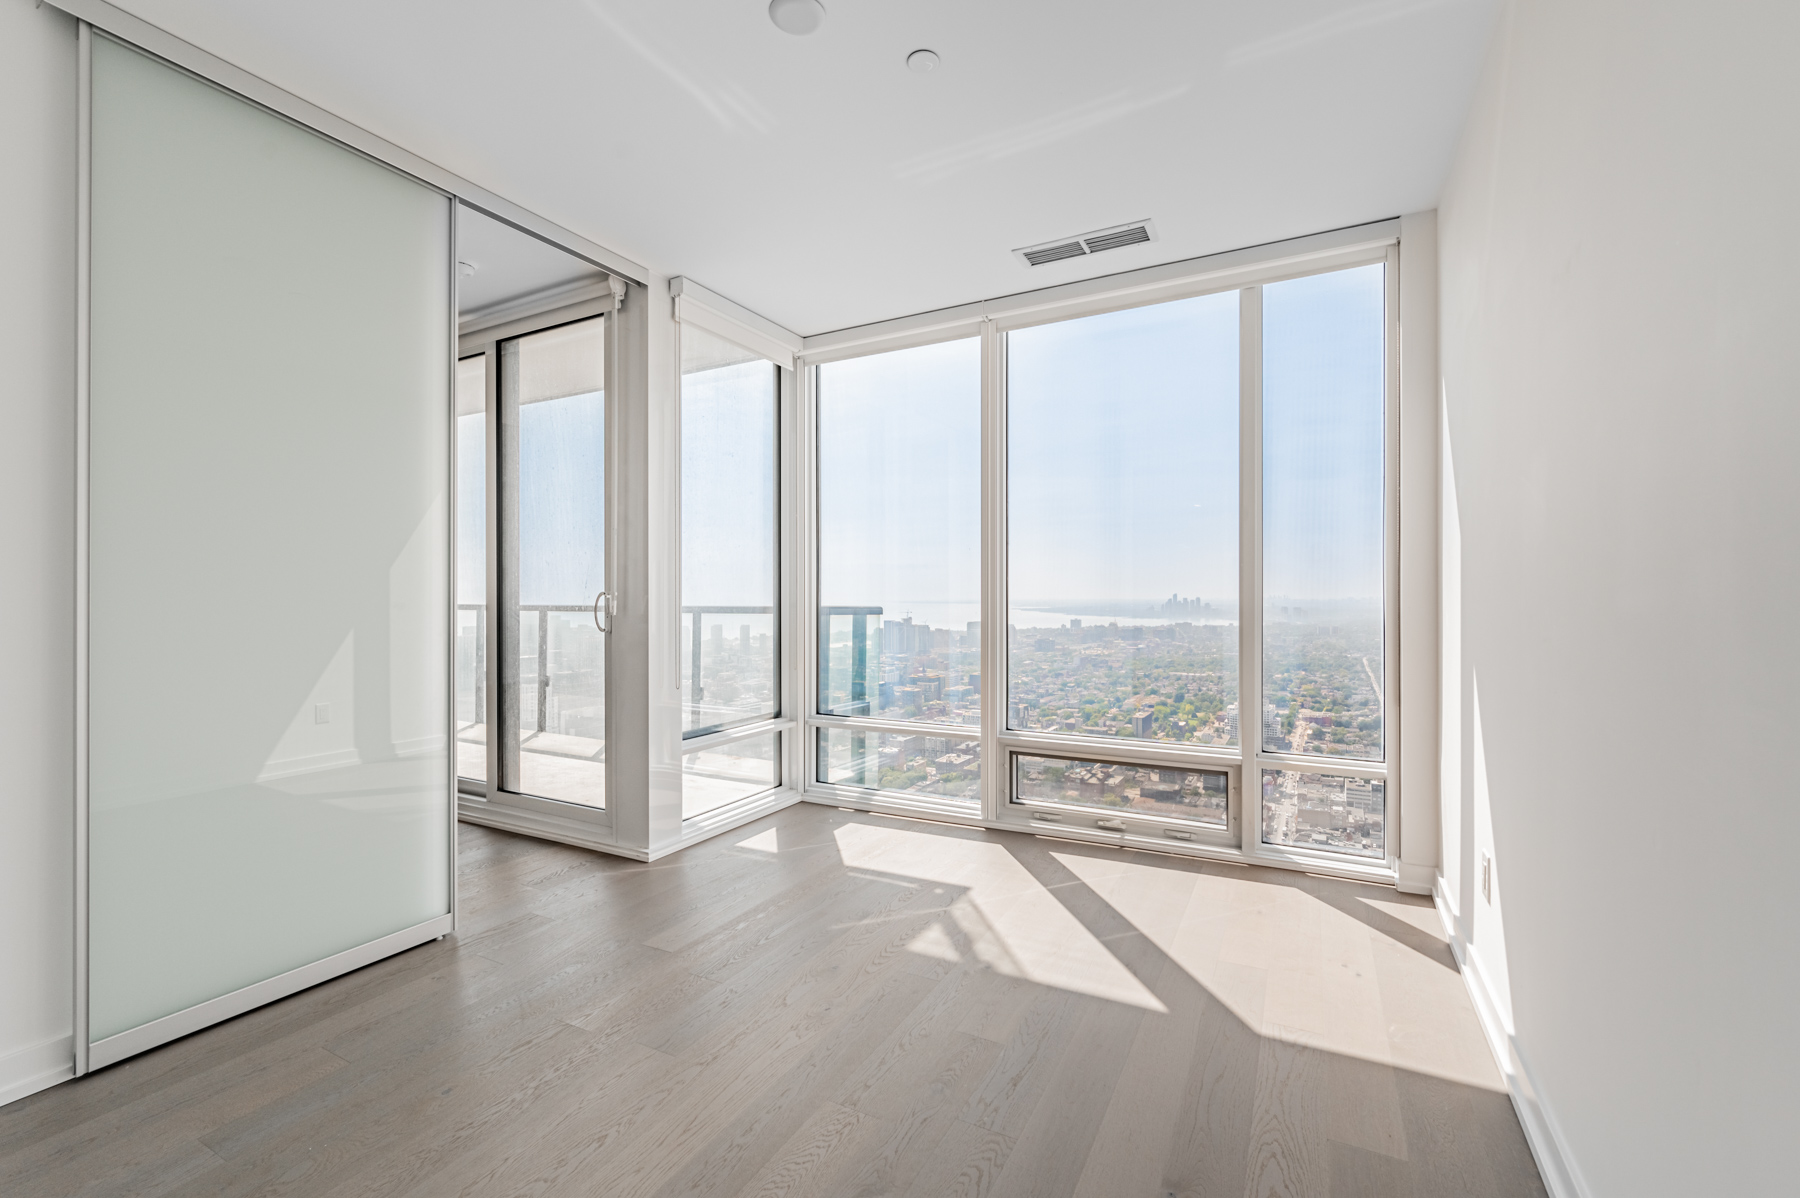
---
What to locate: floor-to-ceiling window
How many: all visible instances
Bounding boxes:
[1257,263,1389,856]
[805,248,1397,869]
[680,323,782,819]
[814,338,983,804]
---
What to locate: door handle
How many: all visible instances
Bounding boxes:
[593,591,612,634]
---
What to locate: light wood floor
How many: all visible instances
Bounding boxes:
[0,804,1546,1197]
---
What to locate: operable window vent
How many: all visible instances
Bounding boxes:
[1013,219,1160,267]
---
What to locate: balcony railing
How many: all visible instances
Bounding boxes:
[455,603,604,737]
[818,605,882,717]
[682,604,777,738]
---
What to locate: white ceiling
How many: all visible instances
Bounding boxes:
[113,0,1498,337]
[455,206,606,317]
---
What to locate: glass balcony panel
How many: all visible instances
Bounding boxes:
[1013,754,1227,826]
[1005,293,1240,748]
[683,732,780,820]
[816,338,981,728]
[1261,768,1386,858]
[816,728,980,805]
[1261,264,1387,762]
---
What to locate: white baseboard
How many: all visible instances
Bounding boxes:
[0,1034,74,1109]
[457,788,804,862]
[1432,876,1591,1198]
[457,798,646,860]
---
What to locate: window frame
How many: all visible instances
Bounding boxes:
[455,298,620,835]
[797,226,1403,884]
[672,316,799,829]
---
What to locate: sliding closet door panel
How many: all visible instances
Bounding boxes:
[88,38,451,1042]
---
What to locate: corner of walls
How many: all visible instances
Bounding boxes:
[1396,209,1440,894]
[0,0,79,1109]
[1433,875,1590,1198]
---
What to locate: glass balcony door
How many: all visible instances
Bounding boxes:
[496,316,610,810]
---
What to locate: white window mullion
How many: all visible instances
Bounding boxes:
[979,317,1006,823]
[797,360,821,792]
[1239,284,1264,855]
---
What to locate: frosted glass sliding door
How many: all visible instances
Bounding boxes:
[85,36,453,1063]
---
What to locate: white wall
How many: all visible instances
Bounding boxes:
[0,0,77,1106]
[1436,2,1800,1194]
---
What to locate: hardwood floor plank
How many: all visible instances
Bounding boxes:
[899,1119,1015,1198]
[1243,1028,1329,1198]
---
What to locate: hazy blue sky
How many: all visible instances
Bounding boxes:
[1261,263,1386,604]
[1009,289,1239,604]
[813,261,1385,616]
[453,392,611,609]
[682,357,777,608]
[516,391,606,607]
[817,337,982,618]
[458,262,1386,619]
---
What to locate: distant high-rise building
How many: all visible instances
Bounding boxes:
[1133,708,1155,737]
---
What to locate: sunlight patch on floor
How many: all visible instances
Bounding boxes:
[1048,849,1504,1090]
[905,921,962,963]
[833,822,1168,1012]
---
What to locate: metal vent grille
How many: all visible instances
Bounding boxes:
[1082,225,1152,253]
[1021,240,1087,266]
[1014,219,1159,267]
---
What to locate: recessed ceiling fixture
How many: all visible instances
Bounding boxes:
[457,260,477,277]
[906,49,940,74]
[768,0,825,35]
[1012,219,1160,267]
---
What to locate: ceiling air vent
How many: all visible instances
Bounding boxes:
[1013,219,1159,267]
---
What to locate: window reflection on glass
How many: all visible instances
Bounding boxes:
[1261,264,1386,763]
[455,354,487,782]
[1261,768,1385,858]
[681,325,778,737]
[816,728,980,804]
[816,338,981,728]
[1005,293,1240,748]
[505,317,606,808]
[1013,754,1227,826]
[683,732,779,820]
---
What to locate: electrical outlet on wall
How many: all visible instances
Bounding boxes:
[314,703,331,725]
[1481,852,1493,904]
